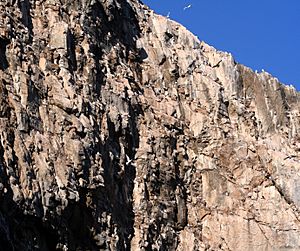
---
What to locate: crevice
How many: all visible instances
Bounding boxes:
[0,38,9,70]
[18,0,33,42]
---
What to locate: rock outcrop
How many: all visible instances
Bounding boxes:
[0,0,300,250]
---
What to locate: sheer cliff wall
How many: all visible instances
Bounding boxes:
[0,0,300,250]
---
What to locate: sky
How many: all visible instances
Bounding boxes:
[142,0,300,90]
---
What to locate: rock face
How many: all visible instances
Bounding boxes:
[0,0,300,250]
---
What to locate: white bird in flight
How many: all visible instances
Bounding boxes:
[183,4,192,10]
[126,154,132,165]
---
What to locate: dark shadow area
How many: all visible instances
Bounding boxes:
[67,30,77,73]
[27,75,44,133]
[137,48,148,62]
[0,206,59,251]
[98,100,142,250]
[0,38,9,70]
[0,79,11,118]
[83,0,141,50]
[18,0,33,42]
[0,0,147,250]
[81,0,143,97]
[0,137,57,251]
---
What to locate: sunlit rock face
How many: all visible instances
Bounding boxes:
[0,0,300,250]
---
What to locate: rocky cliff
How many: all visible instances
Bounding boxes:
[0,0,300,250]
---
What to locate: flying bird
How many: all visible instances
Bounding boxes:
[183,4,192,10]
[126,154,132,165]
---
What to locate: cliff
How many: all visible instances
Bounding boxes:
[0,0,300,250]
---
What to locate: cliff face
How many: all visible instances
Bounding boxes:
[0,0,300,250]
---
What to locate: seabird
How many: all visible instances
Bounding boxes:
[183,4,192,10]
[126,154,132,165]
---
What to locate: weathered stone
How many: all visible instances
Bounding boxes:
[49,22,68,50]
[0,0,299,250]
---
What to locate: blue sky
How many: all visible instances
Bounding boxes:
[142,0,300,90]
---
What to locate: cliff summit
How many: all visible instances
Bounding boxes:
[0,0,300,250]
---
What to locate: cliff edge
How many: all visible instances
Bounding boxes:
[0,0,300,250]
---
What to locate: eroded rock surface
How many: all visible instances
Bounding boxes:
[0,0,300,250]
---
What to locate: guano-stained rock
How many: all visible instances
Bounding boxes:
[0,0,299,250]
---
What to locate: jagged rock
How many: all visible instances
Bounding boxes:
[0,0,299,250]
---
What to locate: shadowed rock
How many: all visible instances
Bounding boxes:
[0,0,299,250]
